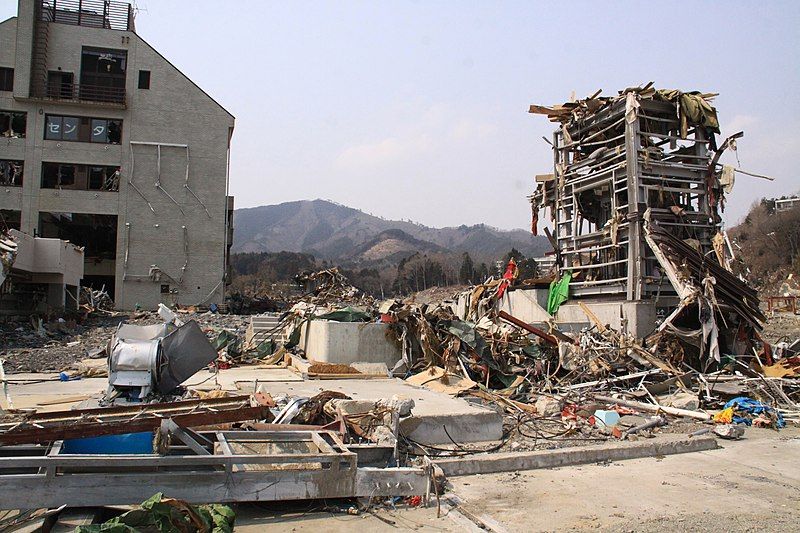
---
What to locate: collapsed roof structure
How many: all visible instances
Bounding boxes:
[528,84,764,363]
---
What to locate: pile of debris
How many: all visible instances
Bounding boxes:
[78,286,114,315]
[294,267,374,307]
[0,230,16,286]
[186,260,799,441]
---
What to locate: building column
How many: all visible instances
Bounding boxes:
[47,282,65,310]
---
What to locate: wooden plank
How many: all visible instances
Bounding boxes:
[50,509,101,532]
[3,395,258,424]
[36,395,93,406]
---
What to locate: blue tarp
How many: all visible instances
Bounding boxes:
[723,396,785,429]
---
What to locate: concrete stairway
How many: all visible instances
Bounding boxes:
[245,312,288,348]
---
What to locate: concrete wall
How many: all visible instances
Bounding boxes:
[10,229,83,285]
[498,288,551,324]
[475,287,677,340]
[0,1,234,310]
[0,18,18,68]
[299,320,403,367]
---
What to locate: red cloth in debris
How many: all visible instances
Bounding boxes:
[496,258,519,298]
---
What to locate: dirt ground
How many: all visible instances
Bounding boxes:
[229,427,799,532]
[760,310,800,344]
[448,426,800,532]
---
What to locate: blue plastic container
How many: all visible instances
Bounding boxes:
[61,432,154,454]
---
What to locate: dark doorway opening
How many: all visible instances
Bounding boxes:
[39,212,118,296]
[47,70,74,99]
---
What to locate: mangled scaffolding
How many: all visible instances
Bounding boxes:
[530,86,735,301]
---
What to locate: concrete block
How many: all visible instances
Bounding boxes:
[299,320,402,367]
[434,435,718,476]
[497,288,551,323]
[662,391,700,411]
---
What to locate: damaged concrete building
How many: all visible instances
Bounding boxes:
[0,0,235,310]
[3,228,84,312]
[511,85,764,362]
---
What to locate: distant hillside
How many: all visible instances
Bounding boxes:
[728,199,800,294]
[233,199,549,265]
[353,229,448,263]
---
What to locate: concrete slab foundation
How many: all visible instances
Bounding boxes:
[253,377,504,445]
[4,370,504,446]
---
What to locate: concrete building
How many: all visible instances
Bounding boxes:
[0,0,234,310]
[4,228,84,313]
[774,196,800,213]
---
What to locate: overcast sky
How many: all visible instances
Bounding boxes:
[4,1,799,230]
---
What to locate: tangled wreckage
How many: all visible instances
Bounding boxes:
[0,86,798,522]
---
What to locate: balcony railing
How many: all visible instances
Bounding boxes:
[45,81,126,106]
[40,0,134,32]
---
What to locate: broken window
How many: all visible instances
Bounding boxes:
[89,165,121,190]
[0,209,21,231]
[41,162,120,191]
[0,67,13,92]
[39,212,118,295]
[92,118,122,143]
[575,187,613,234]
[44,114,122,144]
[0,110,26,138]
[0,160,23,187]
[47,70,74,99]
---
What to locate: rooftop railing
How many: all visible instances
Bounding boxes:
[40,0,134,32]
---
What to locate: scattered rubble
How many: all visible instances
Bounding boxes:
[0,86,798,529]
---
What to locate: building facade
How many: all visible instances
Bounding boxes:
[774,196,800,213]
[0,0,234,310]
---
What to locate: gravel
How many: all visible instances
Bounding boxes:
[0,310,251,373]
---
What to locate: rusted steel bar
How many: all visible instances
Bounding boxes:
[0,395,273,446]
[497,310,565,345]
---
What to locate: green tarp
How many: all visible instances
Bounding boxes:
[547,271,571,315]
[655,89,720,138]
[445,319,503,373]
[315,306,372,323]
[213,329,242,357]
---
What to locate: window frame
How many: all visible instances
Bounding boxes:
[0,110,27,138]
[41,162,120,191]
[0,67,13,92]
[44,114,122,144]
[138,70,151,90]
[0,159,24,187]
